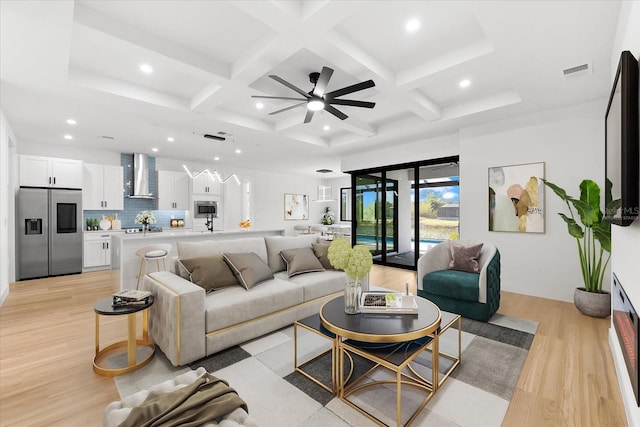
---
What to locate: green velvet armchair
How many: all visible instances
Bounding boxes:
[417,240,501,322]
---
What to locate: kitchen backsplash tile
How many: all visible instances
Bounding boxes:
[83,154,185,229]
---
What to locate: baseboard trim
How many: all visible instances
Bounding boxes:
[0,285,9,307]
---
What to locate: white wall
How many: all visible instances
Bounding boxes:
[0,110,17,304]
[339,101,605,302]
[608,2,640,426]
[460,100,605,302]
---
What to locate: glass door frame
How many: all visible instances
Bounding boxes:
[347,155,459,271]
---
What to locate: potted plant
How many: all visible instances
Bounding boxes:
[321,206,335,225]
[542,178,612,317]
[135,210,157,234]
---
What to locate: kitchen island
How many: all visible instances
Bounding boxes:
[110,228,285,291]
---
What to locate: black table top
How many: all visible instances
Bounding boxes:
[320,296,441,343]
[94,295,154,316]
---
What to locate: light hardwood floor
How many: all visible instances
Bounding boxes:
[0,267,626,426]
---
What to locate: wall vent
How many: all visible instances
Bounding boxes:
[563,63,591,78]
[204,134,226,141]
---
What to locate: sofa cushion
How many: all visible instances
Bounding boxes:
[311,242,333,270]
[223,252,274,290]
[177,238,268,265]
[448,242,483,273]
[280,247,325,277]
[276,269,346,302]
[178,255,240,293]
[423,269,480,302]
[204,278,303,332]
[264,235,319,273]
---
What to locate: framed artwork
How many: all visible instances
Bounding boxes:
[284,193,308,220]
[340,188,352,221]
[489,162,545,233]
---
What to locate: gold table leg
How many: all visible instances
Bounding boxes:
[93,309,155,377]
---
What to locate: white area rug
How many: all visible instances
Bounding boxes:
[112,313,537,426]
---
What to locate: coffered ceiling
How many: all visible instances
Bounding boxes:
[0,1,622,176]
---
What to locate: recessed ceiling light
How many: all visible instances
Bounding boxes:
[406,19,420,32]
[235,149,242,154]
[323,125,330,131]
[459,79,471,88]
[66,119,76,125]
[152,147,158,152]
[63,134,73,140]
[214,156,220,161]
[167,137,174,142]
[255,102,264,109]
[139,64,153,74]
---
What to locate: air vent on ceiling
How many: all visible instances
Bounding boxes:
[316,169,333,174]
[563,62,591,79]
[100,135,115,140]
[204,134,226,141]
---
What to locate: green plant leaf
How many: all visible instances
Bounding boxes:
[570,199,596,227]
[558,213,584,239]
[593,223,612,253]
[579,179,602,223]
[541,179,569,202]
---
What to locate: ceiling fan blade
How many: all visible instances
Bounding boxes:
[325,80,375,99]
[269,102,307,115]
[325,105,348,120]
[327,99,375,108]
[252,95,307,101]
[269,75,311,98]
[304,110,315,123]
[312,66,334,97]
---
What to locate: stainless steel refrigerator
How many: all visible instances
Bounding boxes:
[16,188,83,280]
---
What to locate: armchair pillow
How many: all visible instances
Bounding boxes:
[280,247,325,277]
[449,242,483,273]
[223,252,274,290]
[178,255,239,292]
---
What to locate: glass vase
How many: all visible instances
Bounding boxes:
[344,279,361,315]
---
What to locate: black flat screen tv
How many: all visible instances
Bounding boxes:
[605,50,639,226]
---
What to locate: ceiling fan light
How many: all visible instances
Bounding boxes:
[307,99,325,111]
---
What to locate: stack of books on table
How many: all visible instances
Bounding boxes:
[112,289,152,307]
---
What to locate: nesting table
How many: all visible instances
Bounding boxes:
[294,296,461,427]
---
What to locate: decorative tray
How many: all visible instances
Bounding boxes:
[359,292,419,314]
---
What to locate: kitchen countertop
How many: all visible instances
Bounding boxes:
[110,228,279,240]
[109,228,285,290]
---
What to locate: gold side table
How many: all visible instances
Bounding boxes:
[93,295,155,376]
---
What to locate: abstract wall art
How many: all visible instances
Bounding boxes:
[489,162,545,233]
[284,193,308,220]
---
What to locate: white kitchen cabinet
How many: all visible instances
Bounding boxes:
[20,155,83,189]
[83,233,112,269]
[83,163,124,210]
[158,171,189,210]
[192,173,221,195]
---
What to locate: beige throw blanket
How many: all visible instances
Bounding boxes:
[119,373,248,427]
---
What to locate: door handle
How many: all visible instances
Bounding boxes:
[53,177,56,185]
[49,177,52,184]
[104,200,107,208]
[102,242,105,249]
[106,242,109,249]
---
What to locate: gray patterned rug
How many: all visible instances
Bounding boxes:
[113,313,537,427]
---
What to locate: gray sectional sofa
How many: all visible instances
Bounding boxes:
[141,235,360,367]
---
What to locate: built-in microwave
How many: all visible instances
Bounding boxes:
[194,200,218,218]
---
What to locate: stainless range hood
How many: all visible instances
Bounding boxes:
[128,153,155,199]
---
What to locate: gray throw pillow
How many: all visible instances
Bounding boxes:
[178,255,239,292]
[311,242,333,270]
[280,247,325,277]
[448,242,483,273]
[223,252,274,290]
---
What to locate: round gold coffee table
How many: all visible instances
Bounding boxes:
[320,295,442,427]
[93,296,155,376]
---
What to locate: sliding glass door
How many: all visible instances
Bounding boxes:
[348,156,459,270]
